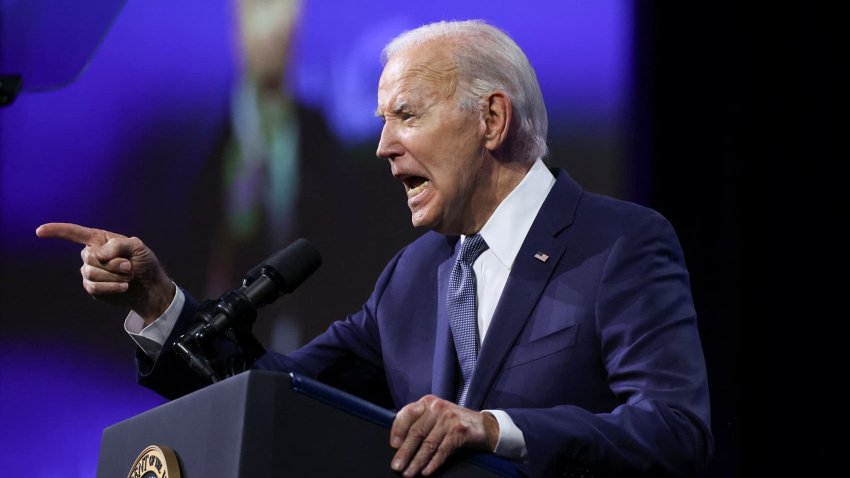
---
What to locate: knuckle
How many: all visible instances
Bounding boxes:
[421,438,439,453]
[81,264,100,280]
[405,399,427,417]
[451,421,470,436]
[408,428,427,442]
[396,407,413,423]
[83,281,97,295]
[423,395,445,411]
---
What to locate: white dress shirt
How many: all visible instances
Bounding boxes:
[126,158,556,461]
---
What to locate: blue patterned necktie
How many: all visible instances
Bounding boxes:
[448,234,489,407]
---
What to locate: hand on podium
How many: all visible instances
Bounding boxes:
[36,222,175,324]
[390,394,499,477]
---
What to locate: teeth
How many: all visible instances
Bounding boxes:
[407,180,429,198]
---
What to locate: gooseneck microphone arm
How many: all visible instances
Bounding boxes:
[174,239,321,383]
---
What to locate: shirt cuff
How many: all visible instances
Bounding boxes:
[482,409,527,462]
[124,284,185,360]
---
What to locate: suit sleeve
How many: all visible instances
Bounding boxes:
[255,249,402,409]
[506,211,713,477]
[135,290,212,399]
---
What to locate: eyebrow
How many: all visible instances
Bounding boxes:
[374,101,410,118]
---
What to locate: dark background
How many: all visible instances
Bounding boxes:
[643,3,844,475]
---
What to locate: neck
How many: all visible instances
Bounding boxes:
[460,157,533,235]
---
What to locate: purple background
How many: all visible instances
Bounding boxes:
[0,0,633,475]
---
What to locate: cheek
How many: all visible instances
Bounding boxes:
[396,127,426,157]
[406,120,481,183]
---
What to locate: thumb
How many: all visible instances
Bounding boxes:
[95,237,142,262]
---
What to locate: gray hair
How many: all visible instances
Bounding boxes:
[382,20,548,163]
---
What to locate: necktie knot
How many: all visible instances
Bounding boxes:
[457,234,488,266]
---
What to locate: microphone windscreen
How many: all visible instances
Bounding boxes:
[264,238,322,293]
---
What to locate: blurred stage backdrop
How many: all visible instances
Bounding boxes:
[1,0,634,475]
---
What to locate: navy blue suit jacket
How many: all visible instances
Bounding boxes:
[139,169,712,477]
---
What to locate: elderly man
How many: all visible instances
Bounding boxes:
[38,20,712,477]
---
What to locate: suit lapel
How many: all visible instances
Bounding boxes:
[431,237,460,400]
[465,169,582,409]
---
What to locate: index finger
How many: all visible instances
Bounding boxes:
[36,223,122,246]
[391,400,426,448]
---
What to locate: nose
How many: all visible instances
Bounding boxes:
[376,123,403,161]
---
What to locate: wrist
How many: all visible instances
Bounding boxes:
[137,280,175,326]
[481,411,500,452]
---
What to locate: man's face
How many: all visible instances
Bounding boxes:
[239,0,298,88]
[376,42,493,235]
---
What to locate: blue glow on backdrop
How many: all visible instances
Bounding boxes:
[0,340,167,476]
[293,1,630,141]
[0,0,631,475]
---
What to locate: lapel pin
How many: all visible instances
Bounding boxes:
[534,252,549,262]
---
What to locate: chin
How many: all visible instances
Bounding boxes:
[410,216,435,230]
[409,210,439,230]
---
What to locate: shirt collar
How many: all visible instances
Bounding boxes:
[462,159,556,269]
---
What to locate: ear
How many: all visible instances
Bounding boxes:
[482,91,512,152]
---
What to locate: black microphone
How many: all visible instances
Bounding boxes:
[242,238,323,308]
[175,239,321,382]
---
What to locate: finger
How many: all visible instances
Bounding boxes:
[81,246,131,271]
[36,223,124,247]
[414,405,471,477]
[420,428,462,476]
[105,256,133,275]
[96,236,144,263]
[36,223,101,245]
[392,429,426,475]
[404,425,449,478]
[82,278,129,296]
[392,403,439,474]
[391,400,426,448]
[81,262,132,284]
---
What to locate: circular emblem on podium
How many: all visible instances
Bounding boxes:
[127,445,181,478]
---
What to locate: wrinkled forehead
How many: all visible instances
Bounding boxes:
[378,42,458,104]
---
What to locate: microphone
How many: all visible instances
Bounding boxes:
[174,239,321,382]
[242,238,322,308]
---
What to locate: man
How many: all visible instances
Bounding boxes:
[38,20,712,477]
[193,0,388,347]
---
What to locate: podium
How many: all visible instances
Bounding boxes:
[97,370,520,477]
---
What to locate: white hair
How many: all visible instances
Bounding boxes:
[382,20,548,163]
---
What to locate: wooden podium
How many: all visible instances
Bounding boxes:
[97,370,520,477]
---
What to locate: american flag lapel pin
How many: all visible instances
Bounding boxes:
[534,252,549,262]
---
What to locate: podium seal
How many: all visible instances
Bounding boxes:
[127,445,181,478]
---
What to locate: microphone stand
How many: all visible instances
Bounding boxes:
[173,238,320,383]
[173,276,267,383]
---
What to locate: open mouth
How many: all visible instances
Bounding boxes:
[403,176,430,198]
